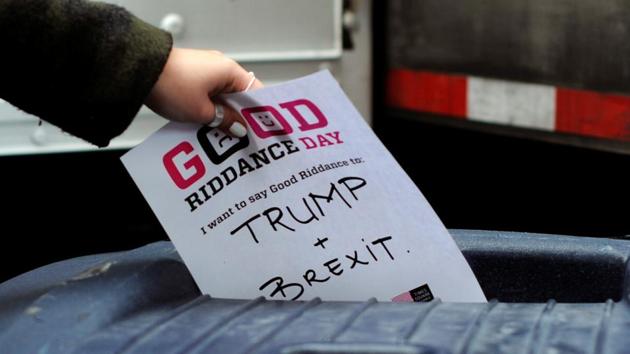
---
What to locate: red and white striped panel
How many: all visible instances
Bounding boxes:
[387,69,630,142]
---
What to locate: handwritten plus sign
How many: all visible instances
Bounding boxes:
[313,237,329,249]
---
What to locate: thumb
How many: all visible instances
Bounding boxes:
[229,66,265,93]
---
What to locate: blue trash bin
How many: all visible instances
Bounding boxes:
[0,230,628,353]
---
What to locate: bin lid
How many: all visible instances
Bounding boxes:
[1,230,629,353]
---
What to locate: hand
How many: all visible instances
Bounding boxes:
[145,48,263,137]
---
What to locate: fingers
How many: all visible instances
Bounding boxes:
[203,98,247,138]
[213,100,248,138]
[203,52,265,137]
[208,60,263,137]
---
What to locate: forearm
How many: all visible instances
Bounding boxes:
[0,0,172,147]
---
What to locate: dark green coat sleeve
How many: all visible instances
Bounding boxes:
[0,0,173,147]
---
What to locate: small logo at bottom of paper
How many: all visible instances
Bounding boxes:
[392,283,434,302]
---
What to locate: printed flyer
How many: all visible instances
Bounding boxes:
[122,71,486,302]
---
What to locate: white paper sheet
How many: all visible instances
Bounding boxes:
[122,71,486,302]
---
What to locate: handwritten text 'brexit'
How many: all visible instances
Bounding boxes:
[259,234,397,301]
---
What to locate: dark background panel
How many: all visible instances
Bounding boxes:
[388,0,630,93]
[0,151,167,282]
[376,112,630,240]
